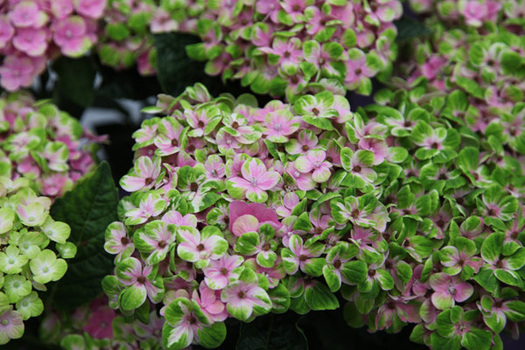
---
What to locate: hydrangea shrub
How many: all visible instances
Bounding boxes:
[0,176,76,345]
[408,0,524,29]
[0,91,103,199]
[185,0,402,99]
[101,82,524,349]
[97,0,401,100]
[398,1,525,133]
[0,0,107,91]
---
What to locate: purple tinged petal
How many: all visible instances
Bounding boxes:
[452,281,474,303]
[232,214,259,237]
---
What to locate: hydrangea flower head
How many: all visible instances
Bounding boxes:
[0,0,106,90]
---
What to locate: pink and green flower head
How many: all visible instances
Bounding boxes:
[262,109,300,143]
[202,254,244,290]
[229,200,282,235]
[295,150,333,183]
[9,1,48,28]
[115,257,164,311]
[133,220,177,265]
[12,28,49,57]
[162,297,226,350]
[220,268,272,322]
[227,158,281,203]
[104,221,135,261]
[176,226,228,269]
[193,282,228,322]
[0,55,35,91]
[73,0,107,19]
[0,307,24,345]
[281,234,325,276]
[429,273,474,310]
[120,156,163,192]
[53,16,93,57]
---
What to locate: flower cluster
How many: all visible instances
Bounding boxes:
[399,3,525,133]
[362,80,525,348]
[97,0,402,99]
[104,82,525,349]
[0,176,76,345]
[103,83,404,349]
[0,91,102,199]
[0,0,107,91]
[98,0,203,75]
[39,296,164,350]
[186,0,402,100]
[409,0,524,30]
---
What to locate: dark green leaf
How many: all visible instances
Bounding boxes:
[237,313,308,350]
[52,56,96,107]
[394,16,432,42]
[48,162,119,311]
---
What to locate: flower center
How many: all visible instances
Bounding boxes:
[145,177,153,185]
[158,240,167,248]
[238,291,246,299]
[448,285,456,295]
[137,276,146,284]
[351,209,360,219]
[220,267,229,275]
[190,182,199,191]
[353,165,362,173]
[274,123,282,131]
[262,242,271,251]
[121,236,129,245]
[302,144,309,152]
[187,315,197,324]
[312,108,320,116]
[171,139,178,146]
[197,121,205,128]
[65,30,73,39]
[196,243,205,252]
[299,254,308,262]
[250,177,258,186]
[232,121,239,129]
[333,259,342,269]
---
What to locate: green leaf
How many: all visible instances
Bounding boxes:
[494,269,522,287]
[237,313,308,350]
[53,56,96,107]
[340,260,367,284]
[473,269,498,294]
[154,32,234,98]
[461,328,492,350]
[505,300,525,322]
[304,282,339,311]
[481,232,504,263]
[47,162,119,311]
[431,333,461,350]
[198,322,227,349]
